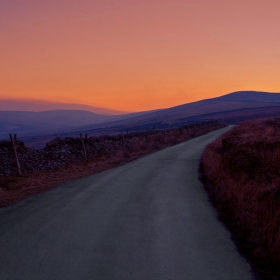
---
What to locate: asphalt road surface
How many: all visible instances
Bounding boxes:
[0,126,254,280]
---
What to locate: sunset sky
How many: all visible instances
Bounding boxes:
[1,0,280,111]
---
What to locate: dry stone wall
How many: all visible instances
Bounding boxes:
[0,122,221,177]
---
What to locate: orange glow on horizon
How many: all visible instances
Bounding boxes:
[1,1,280,111]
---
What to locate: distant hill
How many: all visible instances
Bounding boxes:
[47,90,280,137]
[60,90,280,132]
[3,91,280,148]
[0,99,131,115]
[0,110,116,137]
[214,91,280,103]
[0,109,161,140]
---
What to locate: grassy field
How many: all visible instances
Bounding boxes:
[200,117,280,280]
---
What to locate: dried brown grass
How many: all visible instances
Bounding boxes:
[200,117,280,280]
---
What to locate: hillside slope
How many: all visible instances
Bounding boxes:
[0,110,116,136]
[3,91,280,147]
[55,91,280,135]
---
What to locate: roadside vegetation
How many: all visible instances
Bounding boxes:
[200,117,280,280]
[0,122,224,207]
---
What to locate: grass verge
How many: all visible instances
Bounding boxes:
[200,117,280,280]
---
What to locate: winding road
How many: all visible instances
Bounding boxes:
[0,126,253,280]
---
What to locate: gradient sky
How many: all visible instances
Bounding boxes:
[1,0,280,111]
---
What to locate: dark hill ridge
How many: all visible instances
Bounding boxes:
[108,90,280,122]
[62,90,280,131]
[214,90,280,103]
[2,91,280,148]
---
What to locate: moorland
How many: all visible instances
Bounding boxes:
[200,117,280,280]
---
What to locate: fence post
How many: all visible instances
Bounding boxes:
[80,133,87,160]
[121,132,125,150]
[9,133,21,175]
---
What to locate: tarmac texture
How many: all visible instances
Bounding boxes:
[0,126,253,280]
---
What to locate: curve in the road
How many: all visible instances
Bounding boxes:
[0,126,253,280]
